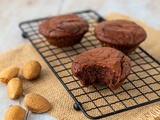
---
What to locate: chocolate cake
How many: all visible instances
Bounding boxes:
[71,47,131,89]
[94,20,147,53]
[39,14,89,47]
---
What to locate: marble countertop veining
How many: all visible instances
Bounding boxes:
[0,0,160,119]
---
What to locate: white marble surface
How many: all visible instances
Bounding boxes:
[1,0,160,52]
[0,0,160,119]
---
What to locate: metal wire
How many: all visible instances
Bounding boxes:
[19,10,160,119]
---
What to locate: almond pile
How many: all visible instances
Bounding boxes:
[0,60,52,120]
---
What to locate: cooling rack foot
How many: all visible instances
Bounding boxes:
[22,32,27,38]
[73,103,81,111]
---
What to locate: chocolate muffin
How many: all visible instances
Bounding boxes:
[94,20,147,53]
[71,47,131,89]
[39,14,89,47]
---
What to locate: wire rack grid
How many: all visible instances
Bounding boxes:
[19,10,160,119]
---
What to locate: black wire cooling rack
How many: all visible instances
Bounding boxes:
[19,10,160,119]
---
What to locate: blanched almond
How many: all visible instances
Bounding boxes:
[24,93,52,113]
[4,105,26,120]
[0,66,19,83]
[7,78,23,99]
[22,60,42,80]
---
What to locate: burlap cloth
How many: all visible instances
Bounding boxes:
[0,13,160,120]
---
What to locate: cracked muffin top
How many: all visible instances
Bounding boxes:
[94,20,147,45]
[39,14,89,38]
[71,47,131,89]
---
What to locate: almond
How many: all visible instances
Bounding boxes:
[0,66,19,83]
[24,93,52,113]
[22,60,42,80]
[4,105,26,120]
[7,78,23,99]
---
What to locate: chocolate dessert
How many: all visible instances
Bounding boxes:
[71,47,131,89]
[39,14,89,47]
[94,20,147,53]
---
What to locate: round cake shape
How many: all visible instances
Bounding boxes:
[39,14,89,47]
[94,20,147,53]
[71,47,131,89]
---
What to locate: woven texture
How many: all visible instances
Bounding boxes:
[0,13,160,120]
